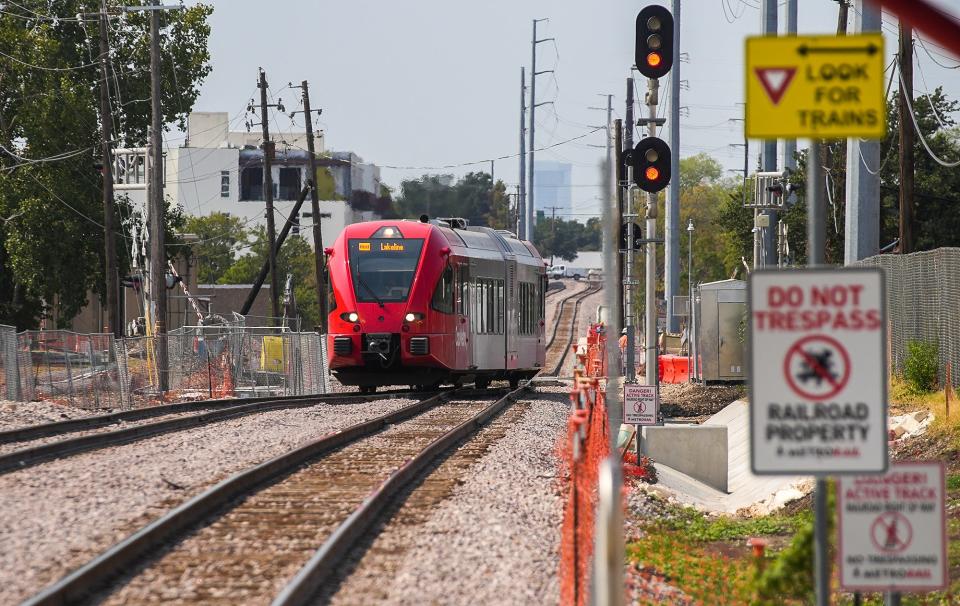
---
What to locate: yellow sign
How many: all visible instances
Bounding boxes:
[380,242,405,252]
[745,34,885,139]
[358,242,371,251]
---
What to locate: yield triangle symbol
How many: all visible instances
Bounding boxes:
[754,67,797,105]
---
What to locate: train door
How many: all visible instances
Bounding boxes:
[455,262,471,370]
[504,259,517,369]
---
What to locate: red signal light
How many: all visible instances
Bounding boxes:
[645,166,660,181]
[646,52,662,68]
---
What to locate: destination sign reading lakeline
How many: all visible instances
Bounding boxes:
[356,241,407,252]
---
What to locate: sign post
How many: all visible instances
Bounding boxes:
[745,32,890,606]
[749,267,887,606]
[838,462,948,595]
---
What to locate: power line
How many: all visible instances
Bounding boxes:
[897,65,960,167]
[379,127,604,171]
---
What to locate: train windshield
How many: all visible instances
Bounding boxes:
[347,238,424,303]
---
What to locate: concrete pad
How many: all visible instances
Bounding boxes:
[646,399,812,515]
[641,425,728,492]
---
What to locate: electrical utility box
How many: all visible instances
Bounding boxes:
[692,279,746,382]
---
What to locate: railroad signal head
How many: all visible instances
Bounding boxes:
[635,6,674,79]
[630,137,671,193]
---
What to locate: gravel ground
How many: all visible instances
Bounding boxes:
[658,383,745,419]
[0,397,418,605]
[325,386,569,605]
[0,399,93,431]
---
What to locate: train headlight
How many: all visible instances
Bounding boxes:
[341,312,359,323]
[404,312,425,322]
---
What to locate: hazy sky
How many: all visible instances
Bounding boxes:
[184,0,960,220]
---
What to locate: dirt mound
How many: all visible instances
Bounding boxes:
[659,383,746,419]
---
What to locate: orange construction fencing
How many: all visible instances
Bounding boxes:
[559,323,611,606]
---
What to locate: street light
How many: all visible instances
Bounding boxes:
[687,218,694,383]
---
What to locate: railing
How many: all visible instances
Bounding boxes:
[2,326,328,410]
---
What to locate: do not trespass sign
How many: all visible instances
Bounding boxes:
[749,268,888,475]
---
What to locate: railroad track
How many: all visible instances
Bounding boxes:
[545,283,602,376]
[24,386,527,606]
[0,388,434,475]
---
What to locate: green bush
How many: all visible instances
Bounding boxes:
[904,340,939,394]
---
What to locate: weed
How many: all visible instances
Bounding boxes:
[904,340,939,394]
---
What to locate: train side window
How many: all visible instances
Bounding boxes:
[458,265,469,316]
[487,280,495,334]
[480,279,487,334]
[497,280,504,334]
[431,264,454,314]
[518,282,527,335]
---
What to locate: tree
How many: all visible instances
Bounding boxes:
[219,230,319,329]
[532,214,600,262]
[394,172,494,224]
[679,153,723,191]
[717,89,960,270]
[184,213,250,284]
[0,1,213,328]
[485,180,514,231]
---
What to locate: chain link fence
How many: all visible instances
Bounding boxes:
[1,324,329,410]
[14,331,125,410]
[854,247,960,389]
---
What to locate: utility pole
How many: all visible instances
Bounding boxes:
[623,80,634,327]
[518,67,527,240]
[898,21,914,254]
[781,0,798,174]
[644,79,659,393]
[148,0,167,390]
[258,68,281,321]
[605,94,613,195]
[528,18,554,237]
[490,160,496,224]
[299,80,326,333]
[758,0,778,268]
[845,0,881,264]
[665,0,681,333]
[545,205,562,266]
[97,2,118,337]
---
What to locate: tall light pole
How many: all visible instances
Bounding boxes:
[687,218,694,383]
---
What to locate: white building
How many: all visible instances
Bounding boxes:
[116,112,383,250]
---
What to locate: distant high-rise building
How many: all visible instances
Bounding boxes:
[533,161,572,218]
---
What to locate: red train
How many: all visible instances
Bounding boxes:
[325,217,547,392]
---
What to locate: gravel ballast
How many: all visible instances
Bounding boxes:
[0,397,418,605]
[326,386,569,605]
[0,399,92,431]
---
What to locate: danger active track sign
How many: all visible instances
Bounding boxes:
[745,33,886,139]
[838,462,948,592]
[749,268,888,475]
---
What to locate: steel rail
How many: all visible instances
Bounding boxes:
[271,385,529,606]
[545,284,591,353]
[0,389,437,475]
[21,390,457,606]
[548,284,602,376]
[0,387,423,446]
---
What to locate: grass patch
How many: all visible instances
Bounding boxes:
[948,474,960,491]
[627,533,756,604]
[650,502,807,543]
